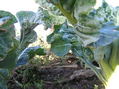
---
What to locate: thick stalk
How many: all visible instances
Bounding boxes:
[54,3,77,25]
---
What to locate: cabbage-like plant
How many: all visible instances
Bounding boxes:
[0,10,46,89]
[47,0,119,87]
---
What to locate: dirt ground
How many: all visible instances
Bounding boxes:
[7,57,105,89]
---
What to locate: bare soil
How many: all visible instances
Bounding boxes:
[7,57,105,89]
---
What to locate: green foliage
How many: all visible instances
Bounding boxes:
[35,0,66,29]
[0,10,17,27]
[0,11,19,89]
[17,46,46,66]
[0,10,18,69]
[16,11,39,50]
[48,0,119,86]
[0,10,46,88]
[0,10,40,70]
[0,69,9,89]
[51,38,72,56]
[47,23,80,56]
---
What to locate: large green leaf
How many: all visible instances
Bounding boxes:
[16,11,39,50]
[0,11,18,89]
[51,38,72,56]
[0,26,16,60]
[0,11,18,69]
[0,10,17,27]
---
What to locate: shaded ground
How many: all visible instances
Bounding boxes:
[7,56,105,89]
[7,66,104,89]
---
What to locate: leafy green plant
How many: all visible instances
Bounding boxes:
[47,0,119,87]
[0,10,46,89]
[35,0,66,29]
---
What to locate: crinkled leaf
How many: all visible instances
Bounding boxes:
[73,0,96,20]
[36,0,62,15]
[96,2,117,25]
[38,8,66,29]
[36,0,66,29]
